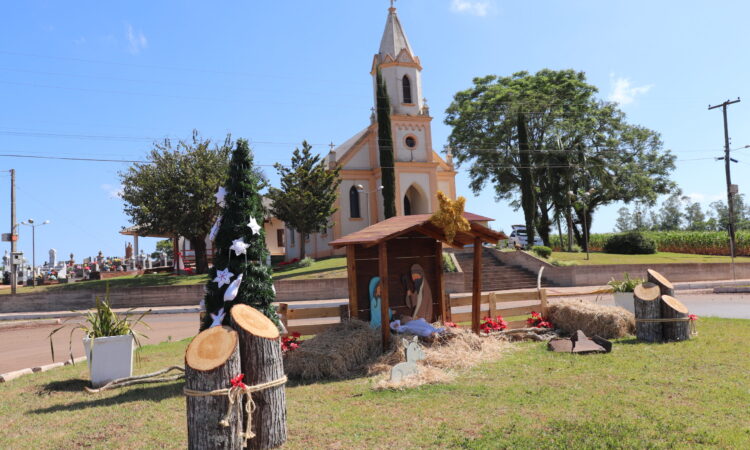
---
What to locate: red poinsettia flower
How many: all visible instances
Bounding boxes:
[292,331,302,338]
[688,314,698,321]
[445,321,457,328]
[230,374,246,389]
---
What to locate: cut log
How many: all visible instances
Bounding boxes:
[230,304,287,450]
[647,269,674,297]
[185,326,243,450]
[634,282,662,343]
[661,295,691,342]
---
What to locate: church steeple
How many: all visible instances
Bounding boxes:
[372,5,425,117]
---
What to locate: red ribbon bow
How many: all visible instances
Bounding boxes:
[230,374,246,389]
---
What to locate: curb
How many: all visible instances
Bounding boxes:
[0,356,86,383]
[0,318,61,330]
[0,307,200,322]
[714,287,750,293]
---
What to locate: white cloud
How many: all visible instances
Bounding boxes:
[685,193,724,204]
[125,23,147,54]
[450,0,492,17]
[608,75,653,105]
[101,184,124,199]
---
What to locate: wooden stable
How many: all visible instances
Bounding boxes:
[329,214,506,346]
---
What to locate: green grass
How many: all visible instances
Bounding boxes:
[272,256,346,281]
[2,318,750,448]
[549,251,750,265]
[0,273,210,295]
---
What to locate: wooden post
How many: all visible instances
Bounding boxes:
[488,292,497,318]
[378,241,391,348]
[185,326,243,450]
[346,245,358,320]
[230,305,287,450]
[661,295,691,342]
[443,292,452,322]
[434,241,446,322]
[277,303,289,333]
[647,269,674,296]
[471,237,482,334]
[634,282,662,342]
[539,288,549,315]
[339,304,350,322]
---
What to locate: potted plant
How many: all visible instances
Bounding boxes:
[50,287,149,388]
[608,273,642,314]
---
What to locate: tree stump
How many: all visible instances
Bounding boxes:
[661,295,691,342]
[185,326,243,450]
[634,282,662,342]
[647,269,674,296]
[230,304,287,450]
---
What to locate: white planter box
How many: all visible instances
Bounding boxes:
[83,334,134,388]
[613,292,635,314]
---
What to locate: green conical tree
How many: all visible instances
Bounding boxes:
[376,69,397,218]
[200,139,277,331]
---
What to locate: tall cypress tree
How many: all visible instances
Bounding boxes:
[200,139,277,331]
[376,69,397,218]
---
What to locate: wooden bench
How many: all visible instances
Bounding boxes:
[277,303,350,336]
[447,289,548,329]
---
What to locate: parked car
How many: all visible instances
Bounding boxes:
[508,224,543,249]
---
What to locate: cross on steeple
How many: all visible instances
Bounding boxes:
[390,0,396,8]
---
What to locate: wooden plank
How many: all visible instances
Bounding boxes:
[346,245,358,320]
[378,241,391,347]
[286,307,342,320]
[492,290,542,303]
[506,319,528,330]
[471,237,481,334]
[488,292,497,318]
[450,293,489,308]
[277,303,289,330]
[450,312,473,323]
[494,304,540,318]
[435,241,447,323]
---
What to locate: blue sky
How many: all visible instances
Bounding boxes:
[1,0,749,263]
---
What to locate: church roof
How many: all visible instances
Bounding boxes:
[334,126,371,158]
[378,7,414,61]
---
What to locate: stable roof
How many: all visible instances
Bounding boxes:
[329,213,506,249]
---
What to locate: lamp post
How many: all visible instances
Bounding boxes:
[356,184,384,227]
[568,189,594,261]
[20,219,50,287]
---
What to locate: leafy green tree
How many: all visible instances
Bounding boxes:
[120,131,231,274]
[267,141,341,260]
[684,200,708,231]
[151,239,174,259]
[201,139,277,330]
[655,192,684,231]
[710,194,750,231]
[445,69,677,249]
[376,69,397,218]
[614,207,632,232]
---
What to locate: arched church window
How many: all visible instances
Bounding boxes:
[349,186,361,218]
[402,75,412,104]
[404,196,412,216]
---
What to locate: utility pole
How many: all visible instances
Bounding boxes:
[709,98,741,265]
[10,169,16,295]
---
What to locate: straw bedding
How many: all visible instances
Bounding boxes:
[547,299,635,339]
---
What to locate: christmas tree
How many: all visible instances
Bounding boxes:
[200,139,277,331]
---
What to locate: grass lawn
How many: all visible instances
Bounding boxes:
[2,317,750,448]
[272,256,346,281]
[0,273,210,295]
[550,251,750,265]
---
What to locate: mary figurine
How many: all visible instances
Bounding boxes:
[369,277,392,329]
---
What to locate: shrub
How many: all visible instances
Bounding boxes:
[532,245,552,259]
[442,252,457,272]
[603,231,657,255]
[298,256,314,268]
[608,273,643,292]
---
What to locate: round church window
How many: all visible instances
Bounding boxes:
[405,136,417,149]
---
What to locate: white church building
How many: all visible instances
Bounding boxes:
[284,5,460,260]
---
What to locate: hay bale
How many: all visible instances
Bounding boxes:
[547,299,635,339]
[283,319,381,382]
[371,328,511,390]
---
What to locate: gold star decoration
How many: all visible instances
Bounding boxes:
[430,191,470,244]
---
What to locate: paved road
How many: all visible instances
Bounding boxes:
[0,313,199,374]
[575,291,750,320]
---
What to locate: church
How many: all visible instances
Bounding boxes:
[284,5,458,260]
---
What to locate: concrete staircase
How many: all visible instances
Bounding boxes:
[453,249,545,291]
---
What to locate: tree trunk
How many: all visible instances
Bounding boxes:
[647,269,674,296]
[230,305,287,449]
[190,235,209,274]
[661,295,691,342]
[634,282,662,343]
[516,113,537,248]
[185,326,244,450]
[298,231,306,261]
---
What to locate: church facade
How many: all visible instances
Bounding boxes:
[284,6,457,260]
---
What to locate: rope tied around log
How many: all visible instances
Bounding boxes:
[635,317,698,336]
[183,375,288,446]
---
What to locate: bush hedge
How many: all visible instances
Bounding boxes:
[532,245,552,259]
[603,232,657,254]
[554,230,750,256]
